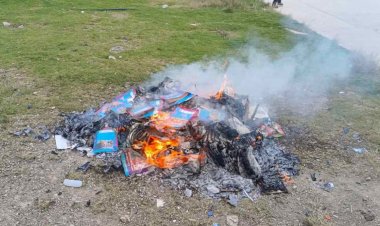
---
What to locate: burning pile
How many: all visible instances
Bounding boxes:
[55,77,299,200]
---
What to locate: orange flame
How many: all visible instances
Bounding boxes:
[214,74,235,100]
[138,136,200,168]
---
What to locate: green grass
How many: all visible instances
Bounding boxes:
[0,0,289,117]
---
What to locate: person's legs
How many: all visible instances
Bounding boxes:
[272,0,278,7]
[278,0,283,6]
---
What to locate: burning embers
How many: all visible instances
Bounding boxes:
[55,77,300,199]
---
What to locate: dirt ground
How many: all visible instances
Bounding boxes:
[0,68,379,226]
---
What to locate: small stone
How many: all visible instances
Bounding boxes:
[17,25,24,29]
[226,215,238,226]
[360,210,375,221]
[27,104,32,109]
[206,185,220,194]
[184,188,192,197]
[33,91,38,95]
[365,177,371,181]
[3,21,11,27]
[108,55,116,60]
[109,46,125,53]
[120,215,130,223]
[85,200,91,207]
[81,11,85,14]
[162,4,168,9]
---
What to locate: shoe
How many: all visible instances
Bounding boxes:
[278,3,283,6]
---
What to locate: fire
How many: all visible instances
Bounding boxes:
[214,74,235,100]
[138,136,200,168]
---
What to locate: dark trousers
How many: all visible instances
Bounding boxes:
[272,0,282,5]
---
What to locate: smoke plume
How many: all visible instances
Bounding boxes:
[147,35,353,114]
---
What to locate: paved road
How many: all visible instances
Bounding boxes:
[265,0,380,62]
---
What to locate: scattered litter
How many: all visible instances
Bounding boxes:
[310,173,317,181]
[339,91,345,94]
[156,199,165,208]
[226,215,239,226]
[352,147,366,154]
[227,194,239,207]
[184,188,192,197]
[352,132,362,142]
[35,127,51,141]
[55,135,71,150]
[343,127,350,134]
[12,127,33,137]
[63,179,82,188]
[322,182,334,192]
[207,210,214,217]
[3,21,11,27]
[110,45,125,54]
[12,126,51,141]
[76,161,91,172]
[162,4,168,9]
[108,55,116,60]
[206,185,220,194]
[212,223,220,226]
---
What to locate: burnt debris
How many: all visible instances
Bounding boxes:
[55,77,300,199]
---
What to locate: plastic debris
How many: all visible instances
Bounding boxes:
[206,185,220,194]
[3,21,11,27]
[12,126,51,141]
[156,199,165,208]
[322,182,334,192]
[76,161,91,172]
[63,179,83,188]
[352,147,366,154]
[310,173,317,181]
[184,188,192,197]
[227,194,239,207]
[207,210,213,217]
[55,135,71,150]
[12,127,33,137]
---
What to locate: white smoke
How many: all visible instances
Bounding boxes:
[147,36,353,114]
